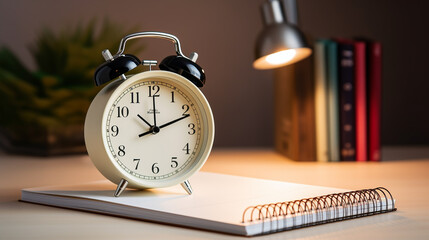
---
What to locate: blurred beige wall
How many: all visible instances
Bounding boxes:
[0,0,274,148]
[1,0,428,148]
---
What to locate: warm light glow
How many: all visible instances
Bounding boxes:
[265,49,296,65]
[253,47,312,70]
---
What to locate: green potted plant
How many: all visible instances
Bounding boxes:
[0,20,143,155]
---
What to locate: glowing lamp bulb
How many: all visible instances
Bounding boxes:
[253,47,312,69]
[265,49,296,65]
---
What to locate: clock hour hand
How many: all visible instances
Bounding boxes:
[137,114,153,127]
[158,114,190,129]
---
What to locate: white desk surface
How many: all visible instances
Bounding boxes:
[1,146,429,239]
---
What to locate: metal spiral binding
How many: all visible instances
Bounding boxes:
[241,187,396,234]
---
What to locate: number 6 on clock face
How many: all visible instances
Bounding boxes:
[85,70,215,193]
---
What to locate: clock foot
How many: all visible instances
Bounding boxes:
[114,179,129,197]
[181,180,193,195]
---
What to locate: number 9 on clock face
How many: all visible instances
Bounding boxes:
[85,71,214,190]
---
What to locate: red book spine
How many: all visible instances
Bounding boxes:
[354,42,367,162]
[368,42,382,161]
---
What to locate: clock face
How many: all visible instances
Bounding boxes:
[104,77,204,182]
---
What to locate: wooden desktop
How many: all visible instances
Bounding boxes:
[1,147,428,239]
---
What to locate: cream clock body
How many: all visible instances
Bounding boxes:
[84,32,214,196]
[85,70,214,195]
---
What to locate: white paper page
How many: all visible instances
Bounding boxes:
[22,172,348,226]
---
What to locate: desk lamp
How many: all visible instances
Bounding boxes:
[253,0,311,69]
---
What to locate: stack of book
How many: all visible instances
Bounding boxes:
[314,39,382,162]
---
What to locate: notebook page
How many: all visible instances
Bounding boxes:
[22,172,348,227]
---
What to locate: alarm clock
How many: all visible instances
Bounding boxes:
[84,32,215,197]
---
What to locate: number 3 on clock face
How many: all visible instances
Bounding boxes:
[85,71,214,191]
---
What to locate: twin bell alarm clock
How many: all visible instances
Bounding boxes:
[84,32,215,197]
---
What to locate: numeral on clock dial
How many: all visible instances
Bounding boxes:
[152,163,159,174]
[148,85,160,97]
[171,91,175,103]
[183,143,190,154]
[133,158,140,170]
[111,125,119,137]
[188,123,195,135]
[118,145,125,157]
[182,104,189,116]
[117,106,129,118]
[130,92,140,103]
[171,157,178,168]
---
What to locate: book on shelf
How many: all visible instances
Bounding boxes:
[314,40,330,162]
[326,40,341,162]
[21,172,396,236]
[275,37,381,162]
[313,38,382,162]
[354,40,368,162]
[337,41,357,161]
[367,41,382,161]
[314,39,341,162]
[274,57,316,161]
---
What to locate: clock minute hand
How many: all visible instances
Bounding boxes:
[159,114,190,129]
[152,95,157,126]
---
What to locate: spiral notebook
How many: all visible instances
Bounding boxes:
[21,172,396,236]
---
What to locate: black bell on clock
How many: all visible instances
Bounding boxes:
[159,55,206,88]
[94,54,141,86]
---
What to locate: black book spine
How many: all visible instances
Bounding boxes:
[338,43,356,161]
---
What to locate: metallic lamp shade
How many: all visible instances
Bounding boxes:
[253,0,312,69]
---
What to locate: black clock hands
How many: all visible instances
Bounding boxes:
[137,96,158,137]
[138,114,190,138]
[138,95,160,137]
[152,95,157,126]
[138,129,156,137]
[137,114,152,127]
[158,114,190,129]
[137,95,159,137]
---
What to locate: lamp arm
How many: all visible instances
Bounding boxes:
[261,0,299,26]
[283,0,298,25]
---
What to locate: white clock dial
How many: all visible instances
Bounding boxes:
[105,79,202,181]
